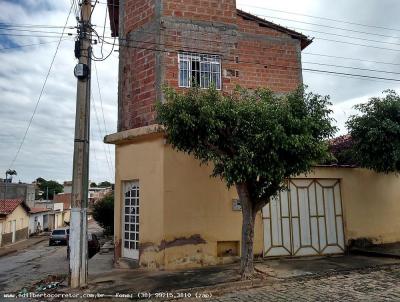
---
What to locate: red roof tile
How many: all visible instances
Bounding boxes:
[0,199,24,215]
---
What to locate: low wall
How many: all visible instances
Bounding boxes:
[16,227,28,242]
[1,233,12,247]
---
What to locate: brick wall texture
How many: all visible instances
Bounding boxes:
[118,0,306,131]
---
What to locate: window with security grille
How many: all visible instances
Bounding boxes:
[178,52,222,90]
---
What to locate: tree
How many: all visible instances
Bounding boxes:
[92,193,114,235]
[156,86,336,279]
[347,90,400,173]
[35,178,63,200]
[98,181,112,188]
[90,182,98,188]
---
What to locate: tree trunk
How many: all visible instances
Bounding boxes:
[236,183,257,280]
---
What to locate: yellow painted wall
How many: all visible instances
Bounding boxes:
[3,205,29,233]
[303,167,400,244]
[113,135,400,270]
[114,135,165,268]
[163,145,263,269]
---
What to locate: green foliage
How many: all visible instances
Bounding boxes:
[156,86,336,203]
[35,178,63,200]
[347,90,400,173]
[92,193,114,235]
[98,181,112,188]
[90,182,98,188]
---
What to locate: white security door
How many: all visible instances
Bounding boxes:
[263,179,345,257]
[11,220,16,243]
[122,181,140,259]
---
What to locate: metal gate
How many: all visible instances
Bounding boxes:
[263,179,345,257]
[122,181,140,259]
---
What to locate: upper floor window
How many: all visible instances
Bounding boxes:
[178,52,221,90]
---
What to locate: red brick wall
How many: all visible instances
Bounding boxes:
[119,1,303,131]
[124,0,155,34]
[162,0,237,23]
[120,38,157,130]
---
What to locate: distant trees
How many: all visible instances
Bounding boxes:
[90,181,113,188]
[92,193,114,235]
[35,178,63,200]
[346,90,400,173]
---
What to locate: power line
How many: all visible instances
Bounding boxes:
[95,1,400,41]
[303,52,400,67]
[98,36,400,83]
[8,2,74,170]
[238,4,400,33]
[0,27,75,35]
[91,93,113,179]
[99,21,400,53]
[240,12,400,41]
[0,38,73,51]
[0,22,75,29]
[93,61,114,175]
[302,61,400,76]
[0,32,74,38]
[289,27,400,47]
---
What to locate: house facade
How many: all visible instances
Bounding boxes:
[105,0,400,270]
[28,207,51,235]
[0,199,30,247]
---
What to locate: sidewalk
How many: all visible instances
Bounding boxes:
[0,234,48,258]
[81,249,400,299]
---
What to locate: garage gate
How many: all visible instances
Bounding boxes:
[263,179,345,257]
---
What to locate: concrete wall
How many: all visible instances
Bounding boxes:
[113,135,400,270]
[0,183,36,207]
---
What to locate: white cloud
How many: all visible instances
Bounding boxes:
[0,0,118,183]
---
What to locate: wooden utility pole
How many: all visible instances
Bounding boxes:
[70,0,92,288]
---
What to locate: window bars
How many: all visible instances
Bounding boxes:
[178,52,222,90]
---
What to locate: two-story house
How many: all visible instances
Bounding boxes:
[105,0,400,270]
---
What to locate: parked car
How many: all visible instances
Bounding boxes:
[49,228,69,246]
[67,232,101,259]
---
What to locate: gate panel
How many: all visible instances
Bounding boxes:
[263,192,291,256]
[263,179,345,257]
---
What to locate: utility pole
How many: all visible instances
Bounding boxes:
[70,0,92,288]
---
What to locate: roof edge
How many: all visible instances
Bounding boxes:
[104,124,165,145]
[236,9,313,49]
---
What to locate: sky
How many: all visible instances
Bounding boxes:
[1,0,400,183]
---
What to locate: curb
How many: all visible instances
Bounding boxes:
[350,248,400,259]
[0,237,48,258]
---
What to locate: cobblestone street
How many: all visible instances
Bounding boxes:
[199,265,400,302]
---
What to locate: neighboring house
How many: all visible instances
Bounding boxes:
[54,193,71,224]
[104,0,400,270]
[0,199,29,247]
[31,198,70,230]
[88,186,112,204]
[63,181,72,194]
[0,182,36,208]
[28,207,51,235]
